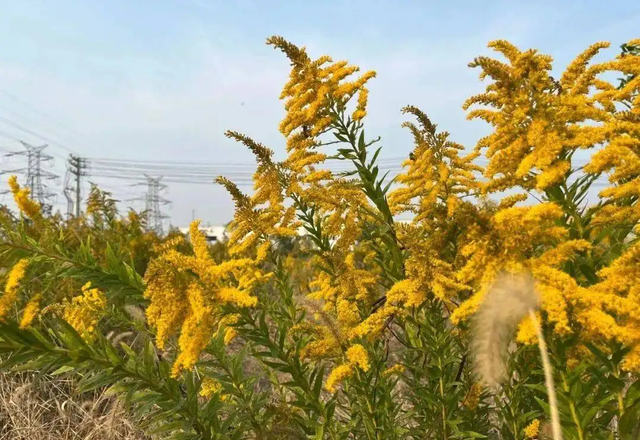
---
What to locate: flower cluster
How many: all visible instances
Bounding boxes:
[325,344,370,392]
[62,282,107,337]
[143,220,268,375]
[8,176,41,220]
[0,259,30,320]
[464,40,637,194]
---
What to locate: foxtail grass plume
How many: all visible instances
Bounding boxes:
[471,271,539,389]
[472,271,562,440]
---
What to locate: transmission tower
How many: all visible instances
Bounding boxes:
[129,175,170,235]
[1,141,58,215]
[64,154,89,217]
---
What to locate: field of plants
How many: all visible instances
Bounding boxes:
[0,36,639,439]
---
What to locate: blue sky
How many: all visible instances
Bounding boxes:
[0,0,638,226]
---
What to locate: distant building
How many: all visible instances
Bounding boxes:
[179,225,228,243]
[179,218,410,245]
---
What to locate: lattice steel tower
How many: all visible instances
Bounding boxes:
[130,175,170,235]
[1,141,58,215]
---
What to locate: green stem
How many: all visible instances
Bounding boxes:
[530,311,563,440]
[561,373,583,440]
[438,356,448,440]
[332,114,405,281]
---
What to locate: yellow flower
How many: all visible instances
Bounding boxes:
[223,327,238,345]
[464,383,483,410]
[19,294,42,329]
[451,202,573,326]
[346,344,370,372]
[382,364,405,378]
[516,313,539,345]
[0,259,30,320]
[325,364,353,393]
[217,287,257,308]
[325,344,371,393]
[464,40,638,195]
[171,282,216,376]
[215,314,240,345]
[199,377,225,399]
[386,278,423,307]
[349,304,397,340]
[336,299,360,326]
[144,220,268,373]
[8,176,41,219]
[189,220,212,262]
[300,335,342,360]
[524,419,540,438]
[215,171,297,259]
[143,258,188,350]
[352,87,369,121]
[63,282,107,337]
[389,106,480,219]
[267,35,375,141]
[262,35,376,229]
[570,242,640,371]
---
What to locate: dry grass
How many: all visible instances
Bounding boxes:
[0,372,147,440]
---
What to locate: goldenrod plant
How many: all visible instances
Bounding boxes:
[0,37,638,440]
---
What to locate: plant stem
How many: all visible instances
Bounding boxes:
[562,374,585,440]
[529,310,563,440]
[439,370,447,440]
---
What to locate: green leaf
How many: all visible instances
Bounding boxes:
[619,406,640,438]
[145,420,185,436]
[51,365,76,375]
[313,365,325,399]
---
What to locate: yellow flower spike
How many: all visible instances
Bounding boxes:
[300,335,341,360]
[171,283,216,376]
[325,344,371,393]
[199,377,223,398]
[346,344,370,372]
[524,419,540,438]
[223,327,238,345]
[0,259,30,320]
[217,287,257,308]
[189,220,212,262]
[19,294,42,329]
[325,364,354,393]
[570,242,640,371]
[255,240,271,264]
[7,176,41,220]
[352,87,369,121]
[464,383,483,410]
[381,364,405,378]
[265,35,376,210]
[464,39,639,197]
[335,299,360,326]
[516,313,540,345]
[143,259,188,350]
[349,304,398,340]
[63,282,107,338]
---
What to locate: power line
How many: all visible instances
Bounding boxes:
[0,101,90,151]
[0,89,98,151]
[0,129,22,143]
[0,115,77,157]
[88,155,415,166]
